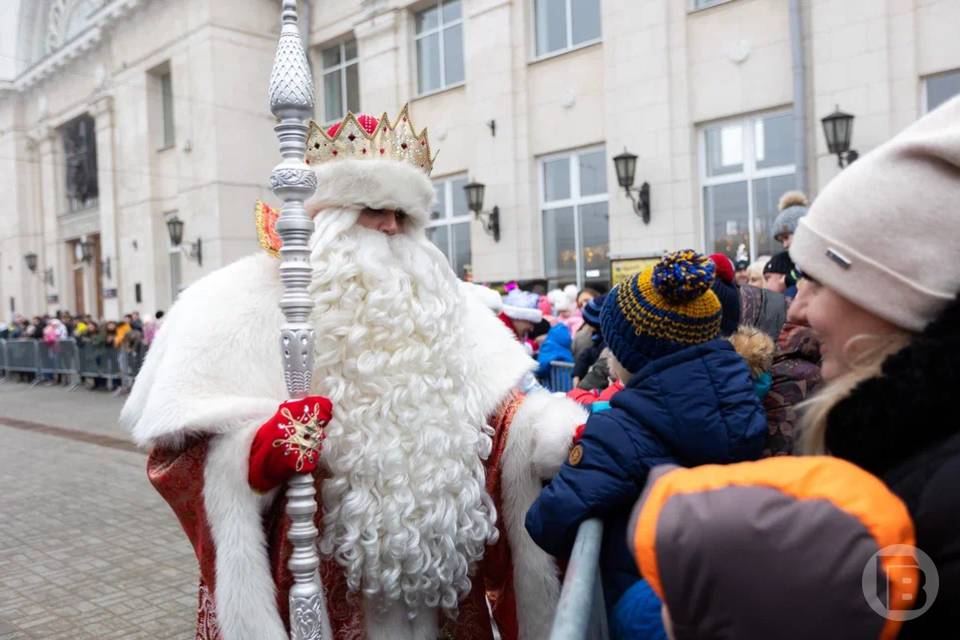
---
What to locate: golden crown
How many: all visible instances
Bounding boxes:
[305,105,434,175]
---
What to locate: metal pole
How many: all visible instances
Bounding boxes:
[549,518,609,640]
[789,0,809,194]
[268,2,330,639]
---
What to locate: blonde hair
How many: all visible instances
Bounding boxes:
[746,255,771,288]
[728,326,775,377]
[798,333,910,455]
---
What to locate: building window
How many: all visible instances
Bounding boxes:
[534,0,601,58]
[415,0,464,95]
[321,39,360,123]
[540,146,609,288]
[426,175,472,279]
[160,70,176,147]
[700,111,795,261]
[925,70,960,113]
[690,0,731,10]
[61,114,98,213]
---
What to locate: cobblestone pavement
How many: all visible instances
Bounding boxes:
[0,382,197,639]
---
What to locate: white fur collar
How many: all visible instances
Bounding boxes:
[121,252,534,448]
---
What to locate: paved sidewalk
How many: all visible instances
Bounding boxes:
[0,382,197,639]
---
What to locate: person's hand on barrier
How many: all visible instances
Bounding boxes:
[249,396,332,492]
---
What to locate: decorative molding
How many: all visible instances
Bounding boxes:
[15,0,151,91]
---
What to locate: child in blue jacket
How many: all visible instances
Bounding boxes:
[525,250,768,638]
[536,322,574,382]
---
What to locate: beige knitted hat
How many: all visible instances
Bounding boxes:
[790,96,960,331]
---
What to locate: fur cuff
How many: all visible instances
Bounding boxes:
[204,423,290,640]
[500,390,587,639]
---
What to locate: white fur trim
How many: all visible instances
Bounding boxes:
[502,305,542,325]
[459,291,537,419]
[204,424,288,640]
[121,253,290,448]
[308,159,435,227]
[460,281,503,313]
[121,253,322,638]
[500,390,587,639]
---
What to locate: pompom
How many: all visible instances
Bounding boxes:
[651,250,716,304]
[778,190,809,212]
[709,253,735,284]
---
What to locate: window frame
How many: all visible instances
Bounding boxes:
[414,0,466,96]
[426,173,472,279]
[698,110,796,261]
[922,68,960,114]
[530,0,603,62]
[689,0,736,12]
[320,39,360,125]
[538,144,609,288]
[61,113,99,214]
[159,70,175,148]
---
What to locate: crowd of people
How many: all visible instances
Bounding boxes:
[518,99,959,639]
[0,310,165,387]
[1,309,164,350]
[457,99,960,638]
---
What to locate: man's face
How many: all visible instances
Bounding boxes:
[357,208,406,236]
[512,319,534,336]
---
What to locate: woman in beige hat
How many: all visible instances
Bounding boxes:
[789,96,960,636]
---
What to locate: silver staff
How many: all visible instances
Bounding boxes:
[268,1,331,638]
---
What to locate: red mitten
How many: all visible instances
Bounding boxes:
[249,396,332,492]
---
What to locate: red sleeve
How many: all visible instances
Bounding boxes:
[147,438,218,592]
[598,380,625,402]
[567,387,600,406]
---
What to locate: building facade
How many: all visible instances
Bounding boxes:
[2,0,960,319]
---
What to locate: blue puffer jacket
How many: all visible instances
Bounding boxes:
[536,323,574,379]
[525,338,767,619]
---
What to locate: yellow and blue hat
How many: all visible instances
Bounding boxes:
[601,250,722,374]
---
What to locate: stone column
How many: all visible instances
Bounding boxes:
[35,127,62,315]
[90,94,121,319]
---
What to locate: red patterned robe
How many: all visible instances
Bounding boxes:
[148,395,532,640]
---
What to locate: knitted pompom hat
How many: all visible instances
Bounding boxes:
[601,250,722,374]
[771,190,809,241]
[581,293,606,329]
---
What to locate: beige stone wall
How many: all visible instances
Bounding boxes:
[3,0,960,317]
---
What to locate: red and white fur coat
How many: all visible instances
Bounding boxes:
[121,250,584,640]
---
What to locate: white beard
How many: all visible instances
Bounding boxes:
[307,208,499,614]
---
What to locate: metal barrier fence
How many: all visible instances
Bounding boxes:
[38,340,80,385]
[3,339,40,377]
[0,338,137,392]
[550,518,609,640]
[548,360,575,393]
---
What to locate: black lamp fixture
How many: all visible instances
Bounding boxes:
[463,181,500,242]
[24,252,38,273]
[613,149,651,224]
[80,238,95,264]
[166,215,203,266]
[821,106,858,168]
